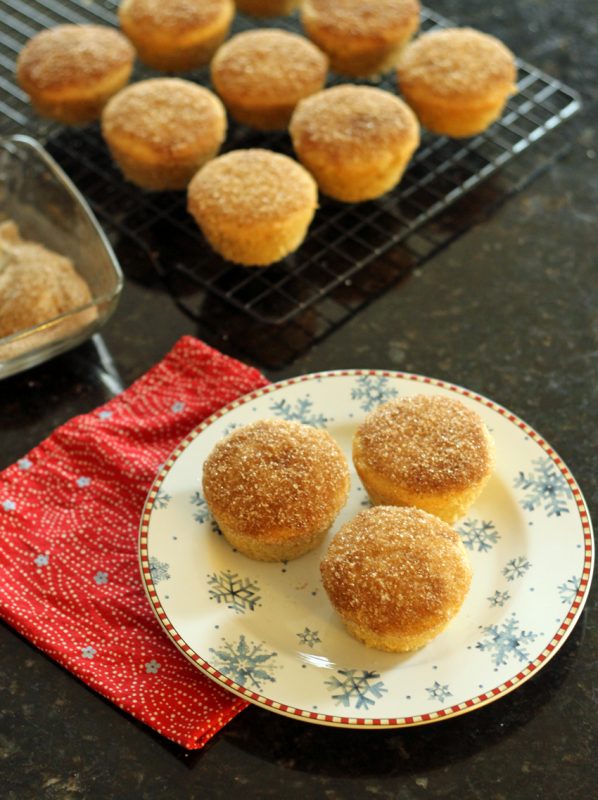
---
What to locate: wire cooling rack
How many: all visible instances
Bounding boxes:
[0,1,581,367]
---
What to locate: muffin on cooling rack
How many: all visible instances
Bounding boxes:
[187,149,318,266]
[397,27,517,137]
[320,506,472,652]
[118,0,234,72]
[16,24,134,124]
[211,29,328,130]
[101,78,226,190]
[352,394,495,524]
[301,0,420,77]
[235,0,302,16]
[202,419,350,561]
[289,84,419,202]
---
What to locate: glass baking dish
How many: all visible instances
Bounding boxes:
[0,134,123,379]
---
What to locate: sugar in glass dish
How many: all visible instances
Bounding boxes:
[0,135,123,379]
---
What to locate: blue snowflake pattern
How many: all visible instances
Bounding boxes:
[3,499,16,511]
[81,646,96,659]
[34,554,49,567]
[190,490,211,524]
[149,556,171,584]
[514,457,571,517]
[426,681,452,704]
[458,519,500,553]
[152,489,171,510]
[222,422,241,437]
[558,575,580,605]
[145,659,161,674]
[350,375,399,412]
[487,590,511,607]
[476,613,537,667]
[17,458,32,470]
[207,570,261,614]
[209,635,278,690]
[325,669,388,711]
[94,571,108,585]
[502,556,531,582]
[269,396,327,427]
[77,476,91,488]
[296,628,321,648]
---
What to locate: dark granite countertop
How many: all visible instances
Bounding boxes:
[1,1,596,798]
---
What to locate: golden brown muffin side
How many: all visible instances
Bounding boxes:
[17,25,134,94]
[320,506,472,644]
[354,395,493,495]
[119,0,230,36]
[235,0,301,16]
[302,0,420,42]
[397,27,517,105]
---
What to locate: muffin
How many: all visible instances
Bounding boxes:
[397,27,517,138]
[211,29,328,130]
[235,0,301,17]
[16,24,134,124]
[289,84,419,202]
[187,149,318,266]
[101,78,226,190]
[301,0,420,77]
[353,395,495,524]
[118,0,234,72]
[202,419,350,561]
[320,506,472,652]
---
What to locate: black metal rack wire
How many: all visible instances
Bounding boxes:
[0,1,581,367]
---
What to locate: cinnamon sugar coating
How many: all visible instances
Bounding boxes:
[303,0,420,40]
[354,395,492,494]
[119,0,229,34]
[202,419,350,560]
[397,27,517,103]
[320,506,472,650]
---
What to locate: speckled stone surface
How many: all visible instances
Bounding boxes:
[1,1,596,798]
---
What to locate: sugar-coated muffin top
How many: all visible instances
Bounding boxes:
[303,0,420,39]
[118,0,233,34]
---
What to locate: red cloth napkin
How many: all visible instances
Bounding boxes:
[0,336,269,749]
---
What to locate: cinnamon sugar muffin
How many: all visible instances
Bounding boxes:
[101,78,226,190]
[235,0,301,17]
[397,28,517,137]
[202,419,350,561]
[187,149,317,266]
[301,0,420,77]
[353,395,495,524]
[16,24,134,124]
[118,0,234,72]
[211,29,328,130]
[320,506,472,652]
[289,84,419,202]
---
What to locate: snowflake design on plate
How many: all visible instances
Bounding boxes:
[558,575,580,604]
[269,396,327,427]
[207,570,261,614]
[2,500,16,511]
[149,556,170,584]
[325,669,388,711]
[514,457,571,517]
[476,613,537,667]
[426,681,452,704]
[222,422,241,437]
[209,635,278,690]
[502,556,531,581]
[153,489,172,510]
[296,628,321,648]
[350,375,399,412]
[190,490,211,524]
[487,590,511,608]
[458,519,500,552]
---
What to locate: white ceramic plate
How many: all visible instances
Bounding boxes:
[139,371,593,728]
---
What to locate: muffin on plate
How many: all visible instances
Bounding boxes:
[187,149,318,266]
[211,29,328,130]
[320,505,472,652]
[397,27,517,137]
[202,419,350,561]
[118,0,234,72]
[101,78,226,190]
[352,394,495,524]
[289,84,419,202]
[235,0,302,17]
[16,24,134,124]
[301,0,420,77]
